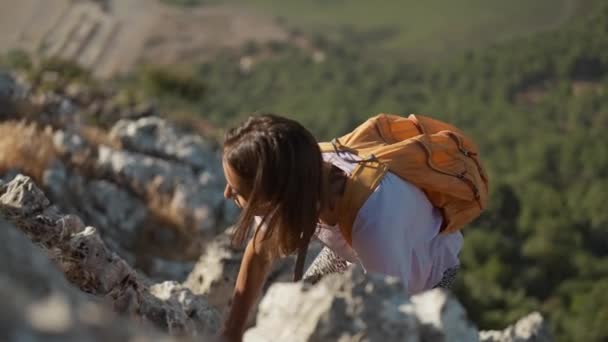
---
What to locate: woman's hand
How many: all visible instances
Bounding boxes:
[219,234,275,341]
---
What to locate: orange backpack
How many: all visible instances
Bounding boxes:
[293,113,489,281]
[319,113,489,244]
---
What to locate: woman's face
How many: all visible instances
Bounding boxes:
[222,158,249,209]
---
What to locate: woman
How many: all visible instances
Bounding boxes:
[219,113,466,341]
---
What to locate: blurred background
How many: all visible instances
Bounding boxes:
[1,0,607,341]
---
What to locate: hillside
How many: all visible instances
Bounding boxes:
[0,0,289,78]
[222,0,597,60]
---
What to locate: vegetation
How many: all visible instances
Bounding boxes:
[224,0,596,60]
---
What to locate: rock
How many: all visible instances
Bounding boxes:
[52,127,227,235]
[479,312,551,342]
[110,117,219,172]
[0,174,220,337]
[410,289,480,342]
[0,216,177,342]
[84,179,148,242]
[149,281,220,335]
[42,160,147,262]
[95,145,225,234]
[245,264,550,342]
[0,173,50,215]
[184,229,322,323]
[184,230,242,310]
[244,266,421,342]
[53,129,90,158]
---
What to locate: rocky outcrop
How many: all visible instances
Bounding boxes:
[0,70,239,287]
[43,159,148,263]
[245,266,551,342]
[0,175,220,337]
[184,227,322,323]
[184,228,324,306]
[244,267,472,342]
[0,216,178,342]
[52,119,228,236]
[110,116,219,173]
[184,229,242,310]
[479,312,550,342]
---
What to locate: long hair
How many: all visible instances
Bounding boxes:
[223,114,324,257]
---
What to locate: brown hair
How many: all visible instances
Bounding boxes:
[223,114,324,257]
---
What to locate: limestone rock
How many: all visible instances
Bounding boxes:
[52,128,227,234]
[184,229,322,324]
[0,174,220,337]
[43,160,147,263]
[184,230,242,310]
[110,117,219,172]
[409,289,480,342]
[0,216,176,342]
[479,312,551,342]
[244,267,421,342]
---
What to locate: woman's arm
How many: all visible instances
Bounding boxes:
[219,234,274,341]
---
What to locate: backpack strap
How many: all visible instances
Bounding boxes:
[335,161,388,245]
[319,141,334,153]
[318,140,389,245]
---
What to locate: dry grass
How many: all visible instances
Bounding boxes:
[0,120,57,184]
[80,124,121,150]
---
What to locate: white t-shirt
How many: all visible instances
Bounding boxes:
[315,151,463,295]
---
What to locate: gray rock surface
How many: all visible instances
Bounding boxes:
[0,174,220,337]
[110,117,219,172]
[44,160,147,243]
[42,159,147,264]
[184,230,323,315]
[53,128,227,235]
[479,312,551,342]
[0,216,176,342]
[244,266,422,342]
[245,266,551,342]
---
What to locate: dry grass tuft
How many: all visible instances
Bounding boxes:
[0,120,57,184]
[80,124,121,149]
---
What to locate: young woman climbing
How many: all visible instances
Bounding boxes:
[217,113,488,341]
